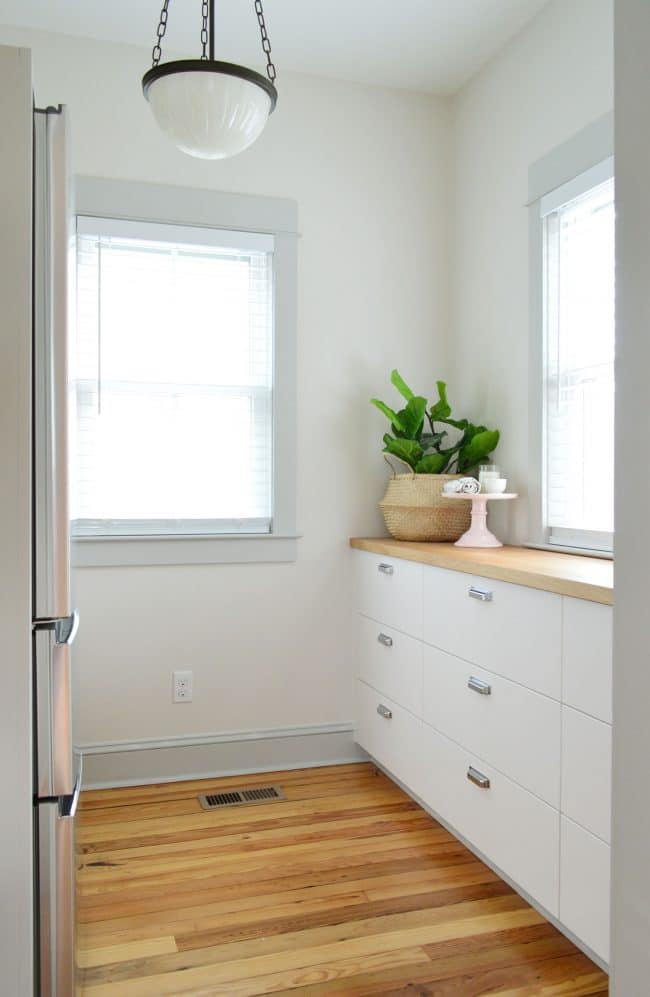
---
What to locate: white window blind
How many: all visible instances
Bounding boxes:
[73,216,274,537]
[541,170,615,552]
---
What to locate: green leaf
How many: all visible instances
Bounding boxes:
[442,419,487,438]
[419,431,447,452]
[430,381,452,422]
[415,453,449,474]
[390,369,415,402]
[371,398,406,433]
[457,429,500,472]
[439,417,469,432]
[394,396,427,439]
[382,436,423,469]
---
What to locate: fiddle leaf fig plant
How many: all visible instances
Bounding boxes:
[371,370,500,474]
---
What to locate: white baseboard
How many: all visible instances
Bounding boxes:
[77,722,367,789]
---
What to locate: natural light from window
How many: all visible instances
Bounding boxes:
[542,174,615,552]
[73,218,274,536]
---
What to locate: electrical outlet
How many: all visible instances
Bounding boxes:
[173,670,193,703]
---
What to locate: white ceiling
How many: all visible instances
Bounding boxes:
[0,0,551,94]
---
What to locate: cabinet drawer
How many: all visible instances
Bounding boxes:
[561,707,612,843]
[355,681,423,792]
[356,551,423,638]
[422,645,560,806]
[560,816,610,962]
[563,599,612,723]
[419,723,560,915]
[422,566,561,699]
[358,617,423,717]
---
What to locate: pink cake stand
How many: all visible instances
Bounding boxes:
[446,492,518,548]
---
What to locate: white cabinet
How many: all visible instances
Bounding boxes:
[560,816,611,962]
[563,598,613,723]
[352,549,612,966]
[422,644,561,807]
[357,551,423,637]
[561,706,612,843]
[419,724,560,916]
[422,566,562,699]
[355,680,422,794]
[358,616,423,718]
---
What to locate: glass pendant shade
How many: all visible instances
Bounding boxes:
[143,61,277,160]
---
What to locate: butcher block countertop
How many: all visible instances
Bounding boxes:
[349,538,613,605]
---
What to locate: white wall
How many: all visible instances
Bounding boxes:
[0,26,451,752]
[0,1,616,773]
[451,0,614,542]
[0,43,34,997]
[611,0,650,989]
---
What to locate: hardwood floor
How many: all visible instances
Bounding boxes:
[76,762,609,996]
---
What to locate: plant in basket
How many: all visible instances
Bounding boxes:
[371,371,500,542]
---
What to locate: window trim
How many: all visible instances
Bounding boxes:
[72,176,299,567]
[527,113,614,558]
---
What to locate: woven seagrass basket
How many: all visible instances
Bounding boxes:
[379,457,471,542]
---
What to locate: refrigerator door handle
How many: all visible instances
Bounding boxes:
[58,771,81,820]
[33,609,79,646]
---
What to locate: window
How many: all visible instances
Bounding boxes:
[528,116,615,556]
[540,164,615,553]
[74,217,274,537]
[71,178,297,566]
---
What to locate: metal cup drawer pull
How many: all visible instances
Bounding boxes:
[469,586,493,602]
[378,562,394,575]
[377,633,393,648]
[467,766,490,789]
[377,704,393,720]
[468,675,492,696]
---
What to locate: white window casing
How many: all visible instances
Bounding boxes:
[71,178,298,566]
[528,115,615,557]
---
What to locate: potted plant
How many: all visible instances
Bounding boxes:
[371,370,500,541]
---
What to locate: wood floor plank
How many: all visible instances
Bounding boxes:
[77,825,452,883]
[81,907,545,995]
[172,882,518,955]
[78,809,434,866]
[166,946,433,997]
[78,800,421,857]
[374,953,603,996]
[76,764,608,996]
[80,894,529,985]
[76,788,412,848]
[77,852,477,923]
[78,860,498,944]
[76,839,468,902]
[77,936,178,970]
[285,923,575,995]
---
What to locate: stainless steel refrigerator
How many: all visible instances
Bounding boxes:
[32,104,80,997]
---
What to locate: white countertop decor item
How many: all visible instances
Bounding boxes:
[442,476,480,495]
[446,492,517,547]
[478,464,500,490]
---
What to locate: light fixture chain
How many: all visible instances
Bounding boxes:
[254,0,277,84]
[152,0,171,67]
[201,0,209,59]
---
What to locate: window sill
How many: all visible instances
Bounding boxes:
[72,533,301,568]
[523,542,613,561]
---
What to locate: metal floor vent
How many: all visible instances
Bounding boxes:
[198,785,285,811]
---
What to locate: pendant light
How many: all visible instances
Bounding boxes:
[142,0,278,160]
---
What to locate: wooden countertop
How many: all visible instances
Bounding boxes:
[349,538,613,605]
